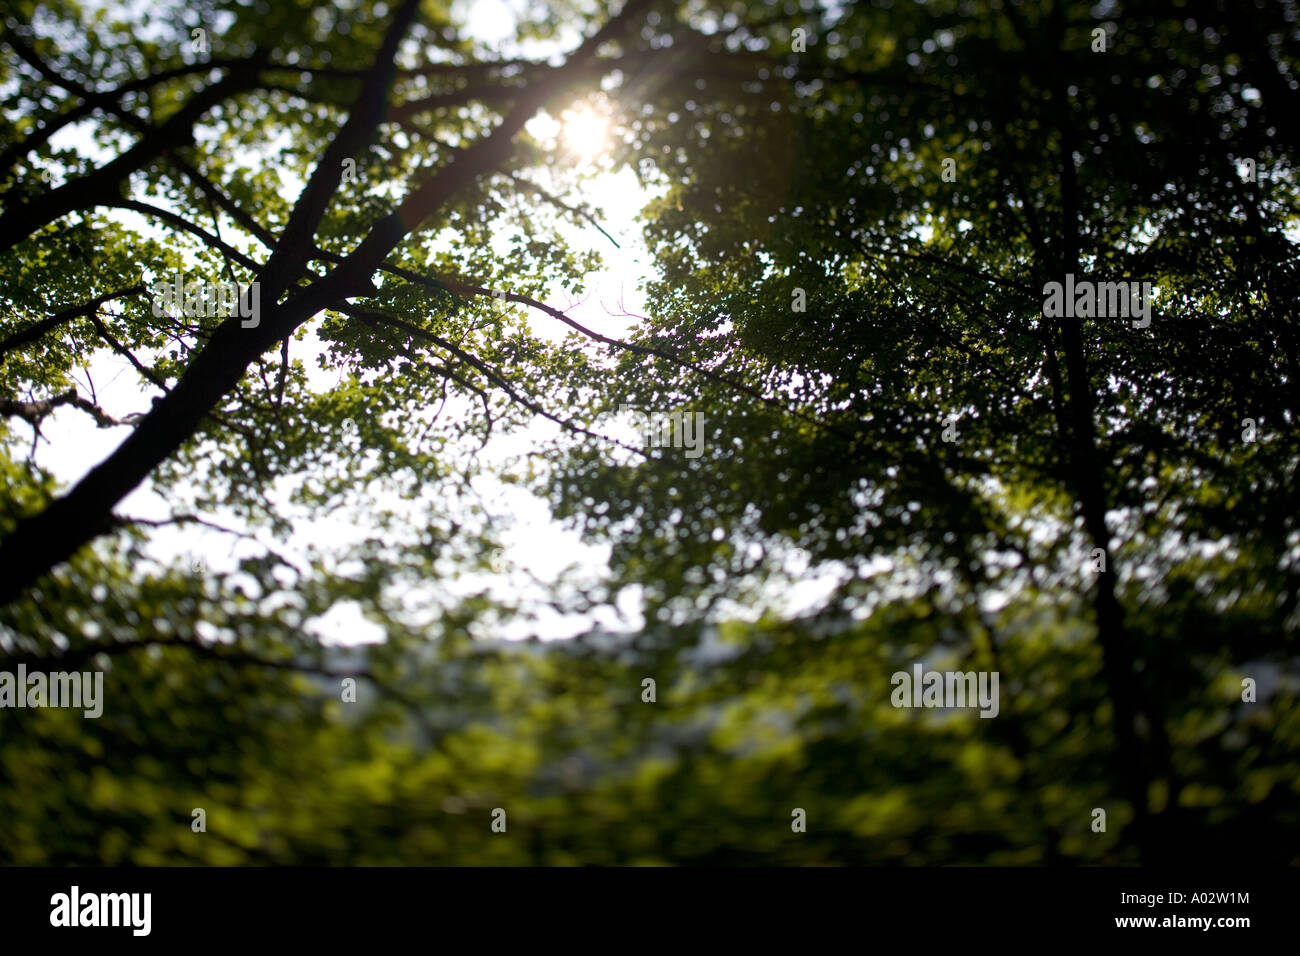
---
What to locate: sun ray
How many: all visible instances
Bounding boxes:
[561,107,610,160]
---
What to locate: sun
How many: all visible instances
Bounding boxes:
[561,107,610,160]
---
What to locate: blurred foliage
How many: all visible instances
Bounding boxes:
[1,0,1298,864]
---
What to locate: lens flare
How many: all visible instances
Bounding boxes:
[561,108,609,159]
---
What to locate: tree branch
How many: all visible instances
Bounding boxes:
[0,388,133,428]
[0,285,146,364]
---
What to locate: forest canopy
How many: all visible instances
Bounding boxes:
[0,0,1297,865]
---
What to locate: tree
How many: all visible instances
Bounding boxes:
[541,0,1300,861]
[0,0,671,602]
